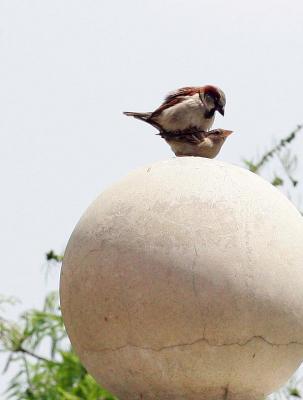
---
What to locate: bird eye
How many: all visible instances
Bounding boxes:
[205,94,212,101]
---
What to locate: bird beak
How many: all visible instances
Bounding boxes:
[217,106,225,116]
[221,130,233,137]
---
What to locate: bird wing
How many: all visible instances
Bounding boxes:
[164,87,201,102]
[159,129,206,144]
[151,87,201,118]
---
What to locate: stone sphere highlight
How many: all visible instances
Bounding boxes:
[60,157,303,400]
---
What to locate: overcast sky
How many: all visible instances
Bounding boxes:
[0,0,303,394]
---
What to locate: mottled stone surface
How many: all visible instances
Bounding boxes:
[60,157,303,400]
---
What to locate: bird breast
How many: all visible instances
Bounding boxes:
[154,93,215,132]
[167,137,225,158]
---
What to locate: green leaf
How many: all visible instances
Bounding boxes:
[289,388,301,397]
[271,176,284,186]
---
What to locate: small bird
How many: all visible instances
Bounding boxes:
[159,128,233,158]
[124,85,226,134]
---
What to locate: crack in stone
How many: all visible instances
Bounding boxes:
[222,384,229,400]
[92,335,303,354]
[191,244,205,330]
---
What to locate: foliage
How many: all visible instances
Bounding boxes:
[45,251,64,263]
[243,125,302,176]
[243,125,302,211]
[0,291,116,399]
[1,126,302,399]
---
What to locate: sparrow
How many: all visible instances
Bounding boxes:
[124,85,226,134]
[159,128,233,158]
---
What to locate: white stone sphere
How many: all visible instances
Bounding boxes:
[60,157,303,400]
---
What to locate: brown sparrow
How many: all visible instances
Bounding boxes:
[159,128,233,158]
[124,85,226,133]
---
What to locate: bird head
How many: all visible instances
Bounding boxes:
[206,129,233,144]
[199,85,226,117]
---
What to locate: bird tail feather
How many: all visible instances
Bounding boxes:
[123,111,152,121]
[123,111,163,131]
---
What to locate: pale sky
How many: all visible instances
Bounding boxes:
[0,0,303,394]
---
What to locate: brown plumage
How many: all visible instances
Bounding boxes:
[159,128,233,158]
[124,85,226,134]
[150,87,201,118]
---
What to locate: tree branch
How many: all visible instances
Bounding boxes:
[18,346,60,365]
[46,250,63,263]
[254,124,302,172]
